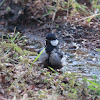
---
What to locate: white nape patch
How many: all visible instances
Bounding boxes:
[50,39,58,46]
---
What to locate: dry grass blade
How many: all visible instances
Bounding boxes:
[74,13,100,23]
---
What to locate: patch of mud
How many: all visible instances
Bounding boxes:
[23,22,100,52]
[0,1,100,51]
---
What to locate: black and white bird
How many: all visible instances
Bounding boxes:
[38,33,63,69]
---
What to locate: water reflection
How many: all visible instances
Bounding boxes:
[61,46,100,79]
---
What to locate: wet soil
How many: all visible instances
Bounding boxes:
[0,1,100,79]
[19,38,100,79]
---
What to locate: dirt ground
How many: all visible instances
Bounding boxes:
[0,1,100,51]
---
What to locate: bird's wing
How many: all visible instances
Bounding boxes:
[57,49,63,58]
[55,47,63,58]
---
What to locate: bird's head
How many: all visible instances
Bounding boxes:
[46,33,59,46]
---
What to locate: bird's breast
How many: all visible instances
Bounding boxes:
[49,49,62,65]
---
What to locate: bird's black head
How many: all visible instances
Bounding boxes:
[46,33,57,40]
[46,33,58,47]
[45,33,59,54]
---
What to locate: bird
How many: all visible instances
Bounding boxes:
[38,33,63,69]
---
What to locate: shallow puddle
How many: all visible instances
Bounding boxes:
[62,48,100,79]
